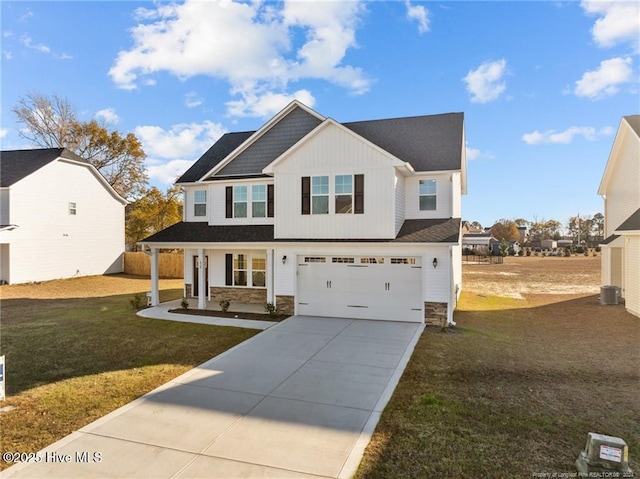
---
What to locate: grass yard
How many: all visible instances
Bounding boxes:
[356,256,639,478]
[0,274,259,471]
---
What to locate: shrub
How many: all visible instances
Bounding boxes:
[565,247,572,257]
[526,248,532,257]
[518,249,524,256]
[180,297,189,309]
[219,299,230,312]
[264,302,279,318]
[130,293,145,310]
[595,246,601,253]
[584,248,590,257]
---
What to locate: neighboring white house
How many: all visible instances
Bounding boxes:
[0,148,127,284]
[141,101,466,325]
[598,115,640,318]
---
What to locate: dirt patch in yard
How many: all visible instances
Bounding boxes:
[463,256,600,298]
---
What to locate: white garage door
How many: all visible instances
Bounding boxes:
[296,255,423,322]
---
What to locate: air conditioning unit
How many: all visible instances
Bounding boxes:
[600,286,620,305]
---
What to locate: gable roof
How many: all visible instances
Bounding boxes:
[0,148,87,187]
[176,102,465,184]
[615,207,640,233]
[598,115,640,195]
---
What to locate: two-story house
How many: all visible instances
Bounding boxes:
[141,101,466,324]
[599,115,639,318]
[0,148,127,284]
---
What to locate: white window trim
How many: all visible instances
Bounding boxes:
[251,184,267,218]
[232,252,267,289]
[311,175,330,215]
[68,202,77,215]
[194,190,207,217]
[419,179,437,211]
[233,185,248,218]
[334,174,354,215]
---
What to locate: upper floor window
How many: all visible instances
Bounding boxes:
[233,186,247,218]
[194,190,206,216]
[312,176,329,214]
[335,175,353,214]
[68,202,77,215]
[252,185,266,218]
[419,179,437,211]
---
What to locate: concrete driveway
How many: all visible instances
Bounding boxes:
[2,316,423,479]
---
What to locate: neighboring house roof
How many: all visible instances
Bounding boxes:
[615,208,640,233]
[0,147,127,204]
[598,114,640,195]
[141,218,461,244]
[0,148,87,187]
[600,234,620,245]
[176,102,464,184]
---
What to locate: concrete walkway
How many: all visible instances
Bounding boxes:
[2,316,424,479]
[136,300,277,330]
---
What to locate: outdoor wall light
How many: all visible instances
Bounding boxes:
[282,255,287,265]
[432,257,438,268]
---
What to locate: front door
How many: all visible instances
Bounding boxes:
[193,255,209,297]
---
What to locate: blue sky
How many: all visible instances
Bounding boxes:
[1,1,638,230]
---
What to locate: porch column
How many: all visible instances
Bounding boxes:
[150,247,160,306]
[266,249,274,304]
[197,248,206,310]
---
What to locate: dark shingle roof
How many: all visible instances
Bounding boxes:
[343,113,464,172]
[175,110,464,183]
[176,131,254,183]
[0,148,87,187]
[141,218,460,244]
[615,208,640,232]
[600,234,620,245]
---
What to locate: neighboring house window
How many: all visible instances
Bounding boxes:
[68,202,77,215]
[194,190,207,216]
[233,186,247,218]
[252,255,266,287]
[419,179,437,211]
[335,175,353,214]
[312,176,329,214]
[252,185,266,218]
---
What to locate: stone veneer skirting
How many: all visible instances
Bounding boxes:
[276,295,295,315]
[185,284,192,298]
[209,286,267,305]
[425,302,448,326]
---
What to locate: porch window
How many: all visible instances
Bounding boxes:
[419,179,437,211]
[252,255,266,287]
[252,185,266,218]
[233,253,247,286]
[233,186,247,218]
[335,175,353,214]
[194,190,206,216]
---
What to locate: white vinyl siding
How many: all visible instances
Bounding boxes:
[624,236,640,317]
[273,123,397,239]
[405,173,452,219]
[395,172,405,236]
[6,159,124,284]
[185,186,210,223]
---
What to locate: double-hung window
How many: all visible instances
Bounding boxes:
[252,255,266,287]
[233,186,247,218]
[311,176,329,214]
[233,254,247,286]
[252,185,266,218]
[68,202,77,215]
[419,179,437,211]
[194,190,207,216]
[335,175,353,214]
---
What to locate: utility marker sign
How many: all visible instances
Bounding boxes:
[0,355,5,401]
[600,444,622,463]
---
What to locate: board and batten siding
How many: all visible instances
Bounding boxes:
[404,173,453,220]
[273,122,398,239]
[395,172,405,236]
[624,236,640,317]
[603,125,640,235]
[7,159,124,284]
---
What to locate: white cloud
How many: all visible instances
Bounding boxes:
[463,59,508,103]
[574,56,633,99]
[146,158,196,185]
[226,88,315,119]
[0,128,8,139]
[95,108,120,125]
[522,126,614,145]
[21,35,50,53]
[109,0,369,117]
[185,91,203,108]
[581,1,640,50]
[135,121,227,160]
[466,145,494,161]
[405,1,430,34]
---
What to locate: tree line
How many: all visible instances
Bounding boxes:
[11,92,182,251]
[472,215,605,247]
